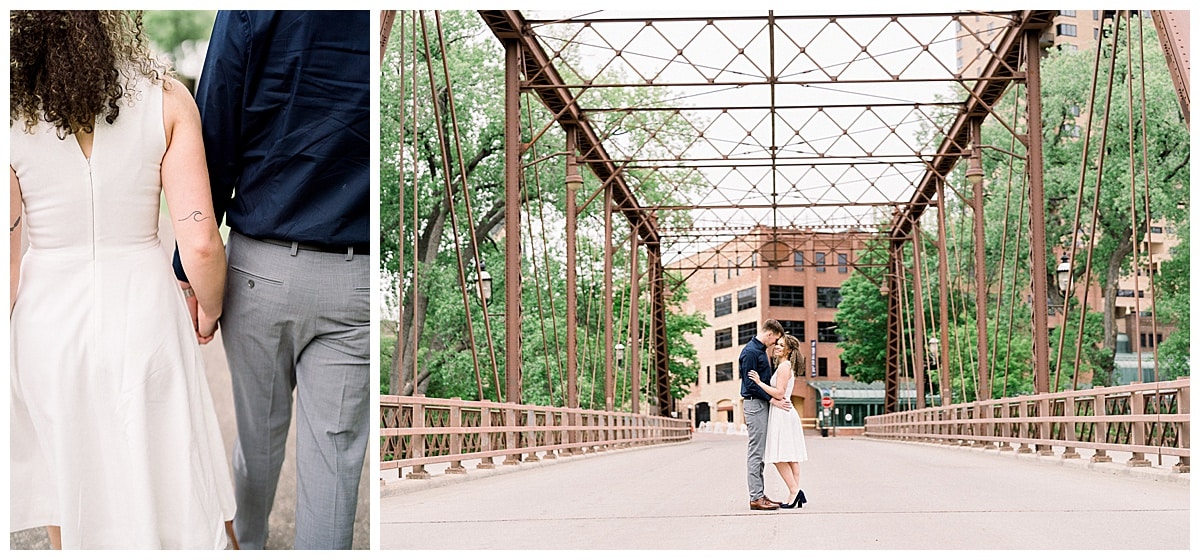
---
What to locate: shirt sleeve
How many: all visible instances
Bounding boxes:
[194,10,249,231]
[175,11,250,282]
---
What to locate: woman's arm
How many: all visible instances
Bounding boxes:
[10,168,24,314]
[161,77,226,337]
[748,367,786,399]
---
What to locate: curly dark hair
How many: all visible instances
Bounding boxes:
[10,10,170,137]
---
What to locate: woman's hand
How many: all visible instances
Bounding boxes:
[748,370,761,384]
[197,306,219,345]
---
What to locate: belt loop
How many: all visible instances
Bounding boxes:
[346,246,354,261]
[290,241,299,257]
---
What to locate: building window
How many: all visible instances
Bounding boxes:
[817,357,828,377]
[1061,10,1076,17]
[706,365,711,384]
[818,321,841,342]
[1060,123,1081,137]
[840,360,848,377]
[769,285,805,307]
[715,362,734,382]
[793,250,804,271]
[1141,333,1154,349]
[715,327,733,350]
[1092,10,1100,20]
[779,320,805,341]
[714,293,732,317]
[815,252,826,272]
[817,287,842,308]
[1151,226,1163,233]
[1117,289,1135,297]
[737,322,757,345]
[713,270,717,284]
[737,286,757,311]
[837,253,848,274]
[1057,23,1077,37]
[1094,27,1100,40]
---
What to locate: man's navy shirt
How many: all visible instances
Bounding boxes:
[174,10,369,281]
[739,337,774,401]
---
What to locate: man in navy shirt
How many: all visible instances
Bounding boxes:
[174,10,369,549]
[740,318,788,510]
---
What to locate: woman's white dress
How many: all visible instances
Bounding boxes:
[9,75,236,549]
[763,362,809,463]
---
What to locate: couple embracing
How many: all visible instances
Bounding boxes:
[741,319,810,511]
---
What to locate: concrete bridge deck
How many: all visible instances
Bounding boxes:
[380,432,1189,550]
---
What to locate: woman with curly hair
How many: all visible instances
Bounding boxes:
[9,11,236,549]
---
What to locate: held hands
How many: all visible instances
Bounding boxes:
[180,280,217,344]
[197,306,218,345]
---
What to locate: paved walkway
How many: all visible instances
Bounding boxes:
[380,432,1189,549]
[10,215,369,550]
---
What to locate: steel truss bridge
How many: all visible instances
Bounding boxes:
[378,10,1189,476]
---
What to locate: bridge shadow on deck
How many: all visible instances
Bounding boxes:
[380,432,1188,550]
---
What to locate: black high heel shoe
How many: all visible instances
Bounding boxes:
[780,491,804,509]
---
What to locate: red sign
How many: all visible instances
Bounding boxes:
[821,396,834,409]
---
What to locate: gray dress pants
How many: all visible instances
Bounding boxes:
[221,231,369,549]
[744,397,769,500]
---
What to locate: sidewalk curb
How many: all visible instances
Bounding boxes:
[379,439,695,499]
[860,436,1190,486]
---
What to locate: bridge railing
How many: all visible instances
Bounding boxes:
[380,395,693,480]
[864,378,1189,473]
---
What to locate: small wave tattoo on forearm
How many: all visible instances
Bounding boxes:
[9,216,20,233]
[180,211,210,223]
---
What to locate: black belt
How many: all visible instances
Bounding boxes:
[258,237,370,256]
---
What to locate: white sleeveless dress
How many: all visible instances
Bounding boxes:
[763,362,809,463]
[9,75,236,549]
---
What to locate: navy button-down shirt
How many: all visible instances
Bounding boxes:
[739,337,774,401]
[175,10,368,280]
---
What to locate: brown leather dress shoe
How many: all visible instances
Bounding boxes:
[764,496,783,507]
[750,497,780,510]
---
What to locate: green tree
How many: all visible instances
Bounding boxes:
[835,240,889,384]
[1152,226,1189,379]
[979,16,1188,383]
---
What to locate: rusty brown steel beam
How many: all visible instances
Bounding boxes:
[526,12,1009,24]
[1025,29,1050,401]
[604,184,615,412]
[649,244,672,417]
[565,127,580,424]
[912,226,927,409]
[1151,10,1190,128]
[586,156,938,166]
[480,10,659,246]
[884,251,902,413]
[968,117,990,404]
[504,39,523,406]
[629,233,641,415]
[583,102,964,113]
[380,10,395,62]
[936,180,952,407]
[523,77,1023,89]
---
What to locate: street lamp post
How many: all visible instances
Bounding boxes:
[469,261,494,305]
